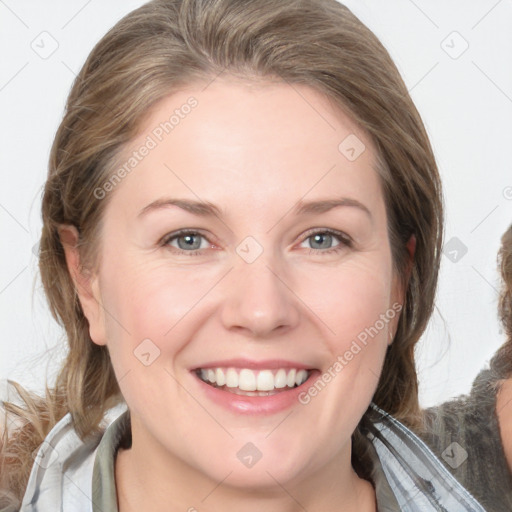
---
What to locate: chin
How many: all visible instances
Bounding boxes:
[198,449,310,491]
[218,465,302,492]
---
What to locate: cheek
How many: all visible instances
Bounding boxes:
[307,259,394,345]
[301,266,393,401]
[98,257,218,353]
[301,258,395,409]
[97,260,206,406]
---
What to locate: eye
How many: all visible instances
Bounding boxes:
[160,228,353,257]
[299,228,352,255]
[161,230,212,255]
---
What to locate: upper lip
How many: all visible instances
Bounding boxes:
[191,358,315,371]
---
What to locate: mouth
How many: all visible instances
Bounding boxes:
[191,360,320,414]
[194,366,313,397]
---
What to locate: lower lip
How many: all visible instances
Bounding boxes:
[192,370,320,415]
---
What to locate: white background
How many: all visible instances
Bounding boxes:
[0,0,511,408]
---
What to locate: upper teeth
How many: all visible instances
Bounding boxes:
[199,368,309,391]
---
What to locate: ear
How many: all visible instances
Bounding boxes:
[405,234,416,281]
[389,234,416,345]
[58,225,107,346]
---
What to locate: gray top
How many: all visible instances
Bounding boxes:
[3,403,486,511]
[421,367,512,512]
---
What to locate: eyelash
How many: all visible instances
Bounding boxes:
[160,228,353,257]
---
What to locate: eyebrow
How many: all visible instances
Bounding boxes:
[138,197,372,219]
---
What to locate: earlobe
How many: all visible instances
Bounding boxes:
[58,225,107,346]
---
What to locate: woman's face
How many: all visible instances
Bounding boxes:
[77,78,405,494]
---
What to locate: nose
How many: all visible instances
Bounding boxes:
[220,250,301,338]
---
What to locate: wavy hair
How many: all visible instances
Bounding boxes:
[0,0,443,504]
[489,224,512,380]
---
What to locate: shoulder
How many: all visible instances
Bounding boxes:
[419,368,512,511]
[19,412,109,510]
[421,367,499,452]
[18,404,127,511]
[360,403,486,511]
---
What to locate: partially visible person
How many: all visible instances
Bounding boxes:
[421,223,512,511]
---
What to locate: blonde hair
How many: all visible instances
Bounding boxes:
[0,0,443,503]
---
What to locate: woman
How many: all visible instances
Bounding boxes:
[421,224,512,511]
[0,0,485,510]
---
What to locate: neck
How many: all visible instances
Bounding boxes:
[115,429,376,512]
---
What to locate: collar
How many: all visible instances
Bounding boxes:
[20,403,486,511]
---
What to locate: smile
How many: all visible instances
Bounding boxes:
[196,367,311,395]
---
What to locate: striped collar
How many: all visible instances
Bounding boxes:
[19,403,485,511]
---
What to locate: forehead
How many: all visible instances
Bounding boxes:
[105,78,384,218]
